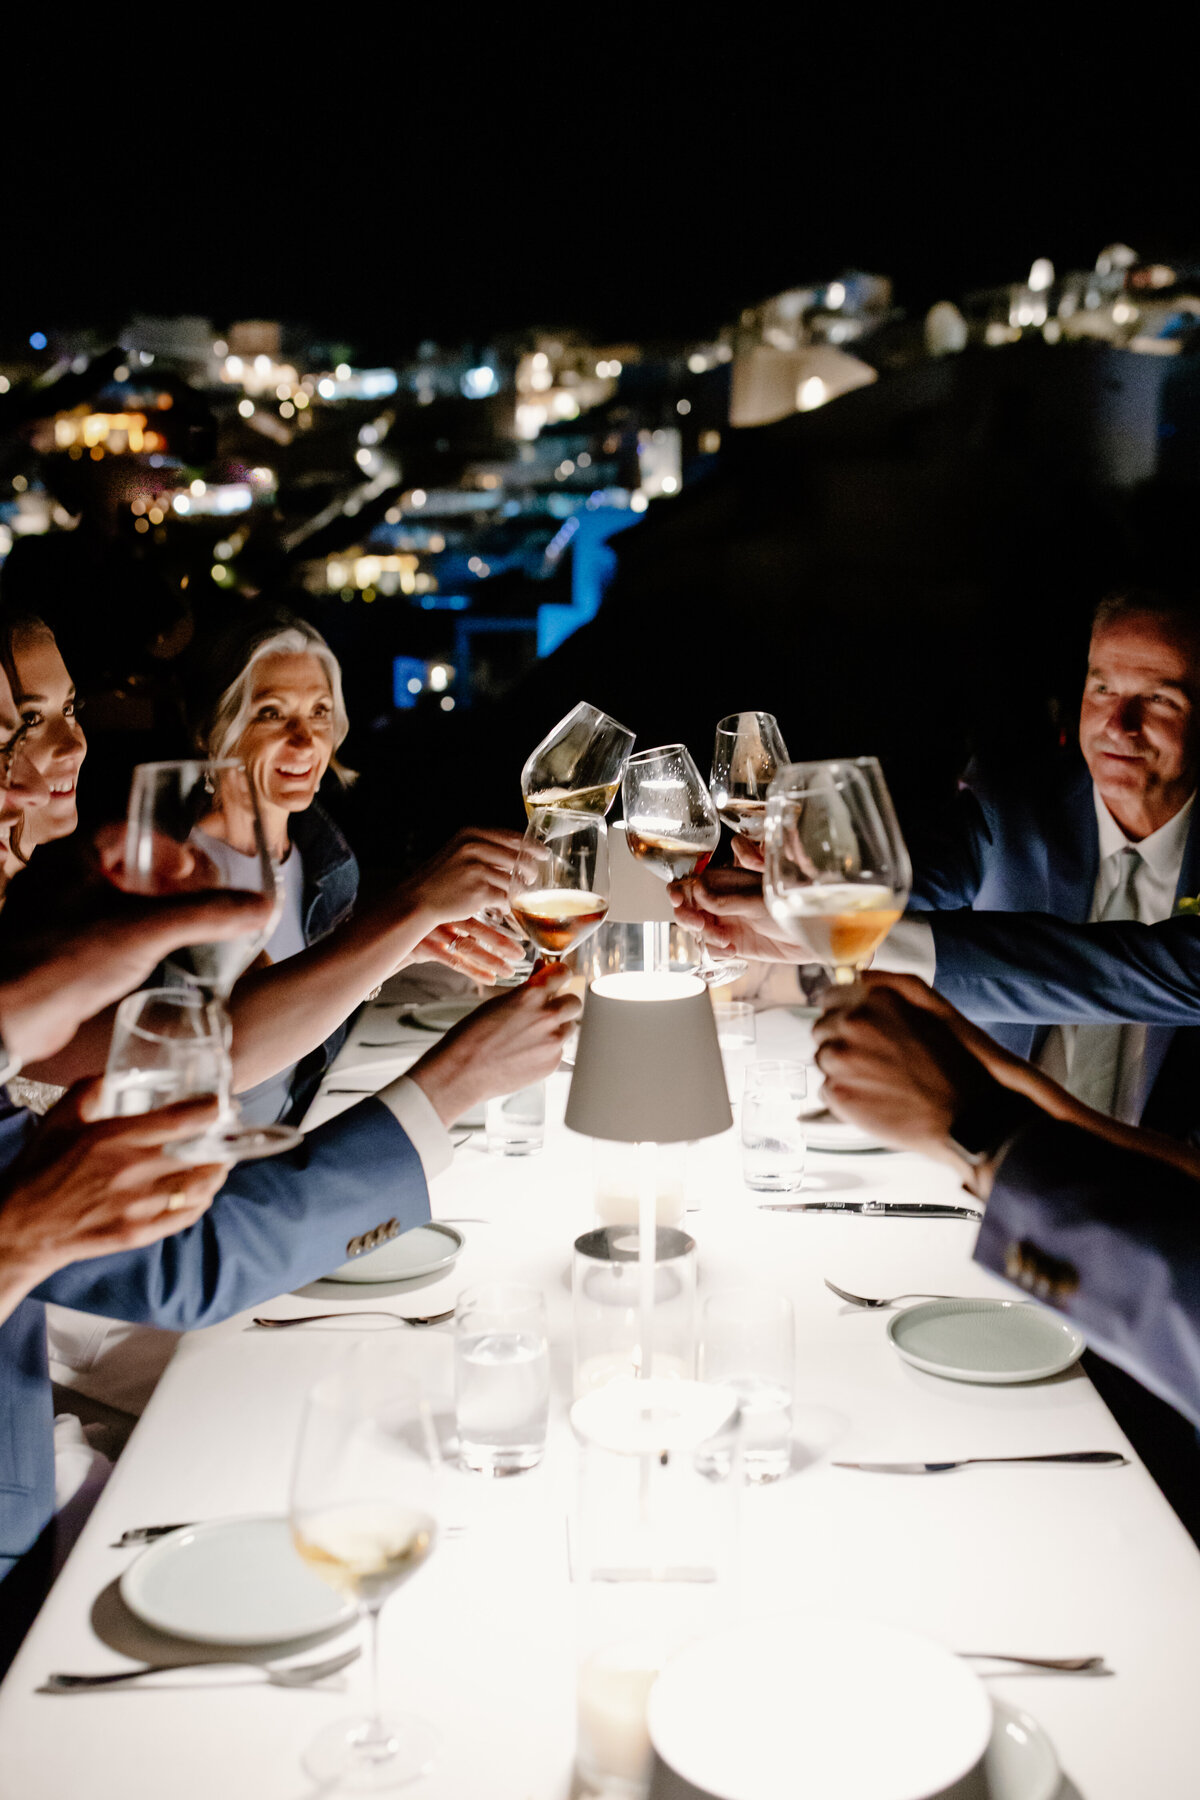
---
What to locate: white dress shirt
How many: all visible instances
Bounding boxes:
[879,785,1195,1123]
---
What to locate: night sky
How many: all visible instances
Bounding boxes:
[6,31,1193,354]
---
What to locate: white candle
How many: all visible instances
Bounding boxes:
[577,1641,664,1791]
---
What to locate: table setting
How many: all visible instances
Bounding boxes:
[5,713,1200,1800]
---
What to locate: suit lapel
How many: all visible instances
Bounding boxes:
[1045,760,1099,923]
[1137,797,1200,1118]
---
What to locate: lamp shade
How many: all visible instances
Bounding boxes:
[565,972,732,1144]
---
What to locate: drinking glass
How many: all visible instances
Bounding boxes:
[701,1288,795,1483]
[121,758,300,1160]
[520,700,636,818]
[290,1360,440,1789]
[621,744,746,986]
[712,1000,756,1107]
[710,712,790,841]
[741,1060,808,1192]
[507,806,610,967]
[763,760,910,986]
[99,988,223,1122]
[454,1283,550,1475]
[485,1080,546,1155]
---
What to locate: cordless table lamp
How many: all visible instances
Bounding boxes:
[565,971,731,1379]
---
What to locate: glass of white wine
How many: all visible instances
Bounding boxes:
[290,1361,440,1790]
[710,711,790,841]
[520,701,635,817]
[763,760,910,985]
[99,988,224,1121]
[507,807,610,967]
[622,743,747,985]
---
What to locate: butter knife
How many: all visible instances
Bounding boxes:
[834,1452,1129,1473]
[758,1202,981,1220]
[112,1522,195,1547]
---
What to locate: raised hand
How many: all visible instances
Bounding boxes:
[407,967,582,1127]
[668,867,814,964]
[410,917,525,985]
[398,828,526,925]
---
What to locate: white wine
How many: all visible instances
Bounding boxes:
[716,797,767,839]
[293,1502,436,1606]
[766,882,900,971]
[524,781,619,819]
[624,828,714,882]
[510,887,609,956]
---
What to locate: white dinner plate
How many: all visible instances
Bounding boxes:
[402,999,484,1032]
[888,1298,1085,1385]
[120,1516,354,1646]
[325,1221,464,1285]
[986,1699,1061,1800]
[647,1614,992,1800]
[804,1115,893,1153]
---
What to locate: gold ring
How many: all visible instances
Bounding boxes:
[164,1187,190,1214]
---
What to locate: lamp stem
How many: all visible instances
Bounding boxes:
[637,1139,656,1381]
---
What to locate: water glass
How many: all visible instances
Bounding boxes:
[454,1284,550,1475]
[572,1226,696,1396]
[99,987,223,1119]
[713,1000,756,1107]
[485,1080,546,1155]
[701,1288,795,1482]
[741,1060,807,1192]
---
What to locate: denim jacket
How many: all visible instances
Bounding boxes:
[280,802,360,1124]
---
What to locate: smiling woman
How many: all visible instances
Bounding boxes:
[189,612,362,1128]
[0,612,87,877]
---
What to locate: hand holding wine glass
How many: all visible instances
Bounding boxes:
[507,808,610,966]
[763,760,910,986]
[710,711,790,841]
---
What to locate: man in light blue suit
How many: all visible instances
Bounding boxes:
[0,920,578,1597]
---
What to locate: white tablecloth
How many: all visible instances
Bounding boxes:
[2,1006,1199,1798]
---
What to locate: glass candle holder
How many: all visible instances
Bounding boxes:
[572,1226,696,1397]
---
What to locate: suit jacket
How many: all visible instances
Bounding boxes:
[0,1094,427,1575]
[977,1117,1200,1428]
[908,755,1200,1135]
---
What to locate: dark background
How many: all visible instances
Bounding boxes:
[4,30,1190,353]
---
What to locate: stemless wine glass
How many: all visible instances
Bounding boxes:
[121,758,299,1161]
[507,807,610,966]
[710,712,790,841]
[621,744,746,986]
[99,988,224,1120]
[520,701,636,818]
[290,1359,440,1789]
[763,760,910,986]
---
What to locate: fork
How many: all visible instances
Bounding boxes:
[251,1308,455,1329]
[824,1279,958,1309]
[41,1646,361,1692]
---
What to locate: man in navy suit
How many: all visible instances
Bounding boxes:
[812,977,1200,1432]
[673,588,1200,1137]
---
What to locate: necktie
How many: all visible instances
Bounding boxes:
[1066,846,1142,1115]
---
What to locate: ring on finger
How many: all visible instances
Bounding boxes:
[162,1186,191,1215]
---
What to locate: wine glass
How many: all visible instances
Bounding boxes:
[621,744,747,985]
[507,807,610,966]
[710,712,790,841]
[290,1357,440,1789]
[520,701,636,818]
[121,758,300,1161]
[99,987,225,1120]
[763,760,910,986]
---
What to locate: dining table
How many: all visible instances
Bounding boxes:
[2,1000,1199,1799]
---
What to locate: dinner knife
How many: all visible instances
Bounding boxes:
[757,1202,982,1220]
[111,1523,195,1547]
[833,1452,1129,1473]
